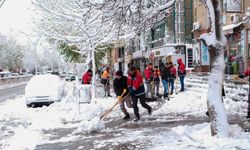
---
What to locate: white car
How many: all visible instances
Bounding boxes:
[25,74,65,107]
[0,71,12,78]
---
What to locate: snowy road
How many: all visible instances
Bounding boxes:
[0,85,26,102]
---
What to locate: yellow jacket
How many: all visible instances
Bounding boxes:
[102,70,110,79]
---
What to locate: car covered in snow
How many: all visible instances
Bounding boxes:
[0,71,12,78]
[25,74,65,107]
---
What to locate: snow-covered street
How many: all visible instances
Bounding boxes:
[1,74,250,150]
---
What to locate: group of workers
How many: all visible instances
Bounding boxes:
[81,58,187,121]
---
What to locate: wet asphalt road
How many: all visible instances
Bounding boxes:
[0,85,26,103]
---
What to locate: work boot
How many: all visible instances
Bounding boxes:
[108,95,112,97]
[133,115,140,122]
[123,114,130,120]
[148,107,152,115]
[246,112,250,119]
[205,111,210,118]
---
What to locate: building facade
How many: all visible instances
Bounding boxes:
[129,0,194,72]
[193,0,250,73]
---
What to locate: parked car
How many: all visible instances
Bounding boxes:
[61,73,76,81]
[11,73,19,76]
[0,71,12,78]
[25,74,65,107]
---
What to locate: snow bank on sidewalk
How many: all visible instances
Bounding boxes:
[153,82,248,117]
[0,81,28,90]
[152,123,250,150]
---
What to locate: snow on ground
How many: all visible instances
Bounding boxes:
[0,81,120,149]
[0,74,250,149]
[0,81,28,90]
[152,123,250,150]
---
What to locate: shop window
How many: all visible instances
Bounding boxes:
[187,48,193,68]
[118,47,124,58]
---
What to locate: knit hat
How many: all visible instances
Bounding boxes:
[130,66,136,71]
[116,70,123,76]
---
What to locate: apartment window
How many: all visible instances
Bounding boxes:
[152,22,165,48]
[118,47,124,58]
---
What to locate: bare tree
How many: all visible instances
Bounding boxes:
[32,0,119,98]
[200,0,229,137]
[98,0,176,36]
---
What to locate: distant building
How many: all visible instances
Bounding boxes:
[193,0,250,73]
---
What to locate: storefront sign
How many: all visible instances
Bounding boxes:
[132,51,144,59]
[201,42,210,65]
[155,50,160,56]
[225,0,241,13]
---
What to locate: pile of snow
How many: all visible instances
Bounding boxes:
[0,82,118,149]
[152,123,250,150]
[153,89,208,117]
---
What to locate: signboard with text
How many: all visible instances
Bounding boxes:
[225,0,241,12]
[201,42,210,65]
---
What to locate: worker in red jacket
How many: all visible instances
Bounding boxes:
[239,67,250,119]
[128,66,152,121]
[169,62,177,94]
[82,69,92,84]
[177,58,186,92]
[144,63,153,98]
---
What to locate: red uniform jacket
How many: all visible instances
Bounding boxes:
[127,71,145,96]
[82,72,92,84]
[243,68,250,76]
[170,66,177,78]
[177,58,186,75]
[144,66,153,81]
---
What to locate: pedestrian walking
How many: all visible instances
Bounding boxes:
[161,62,171,98]
[101,67,111,97]
[177,58,186,92]
[239,67,250,119]
[159,59,165,71]
[128,66,152,121]
[113,70,132,120]
[82,69,92,84]
[153,66,160,97]
[144,63,153,98]
[169,62,177,95]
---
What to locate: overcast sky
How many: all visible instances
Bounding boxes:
[0,0,34,36]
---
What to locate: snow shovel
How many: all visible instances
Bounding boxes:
[100,89,127,120]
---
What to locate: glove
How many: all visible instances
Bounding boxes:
[239,74,245,79]
[118,96,122,101]
[129,88,135,95]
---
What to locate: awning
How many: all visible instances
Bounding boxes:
[222,22,243,35]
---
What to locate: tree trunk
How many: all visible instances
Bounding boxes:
[202,0,229,137]
[207,45,229,137]
[91,47,96,100]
